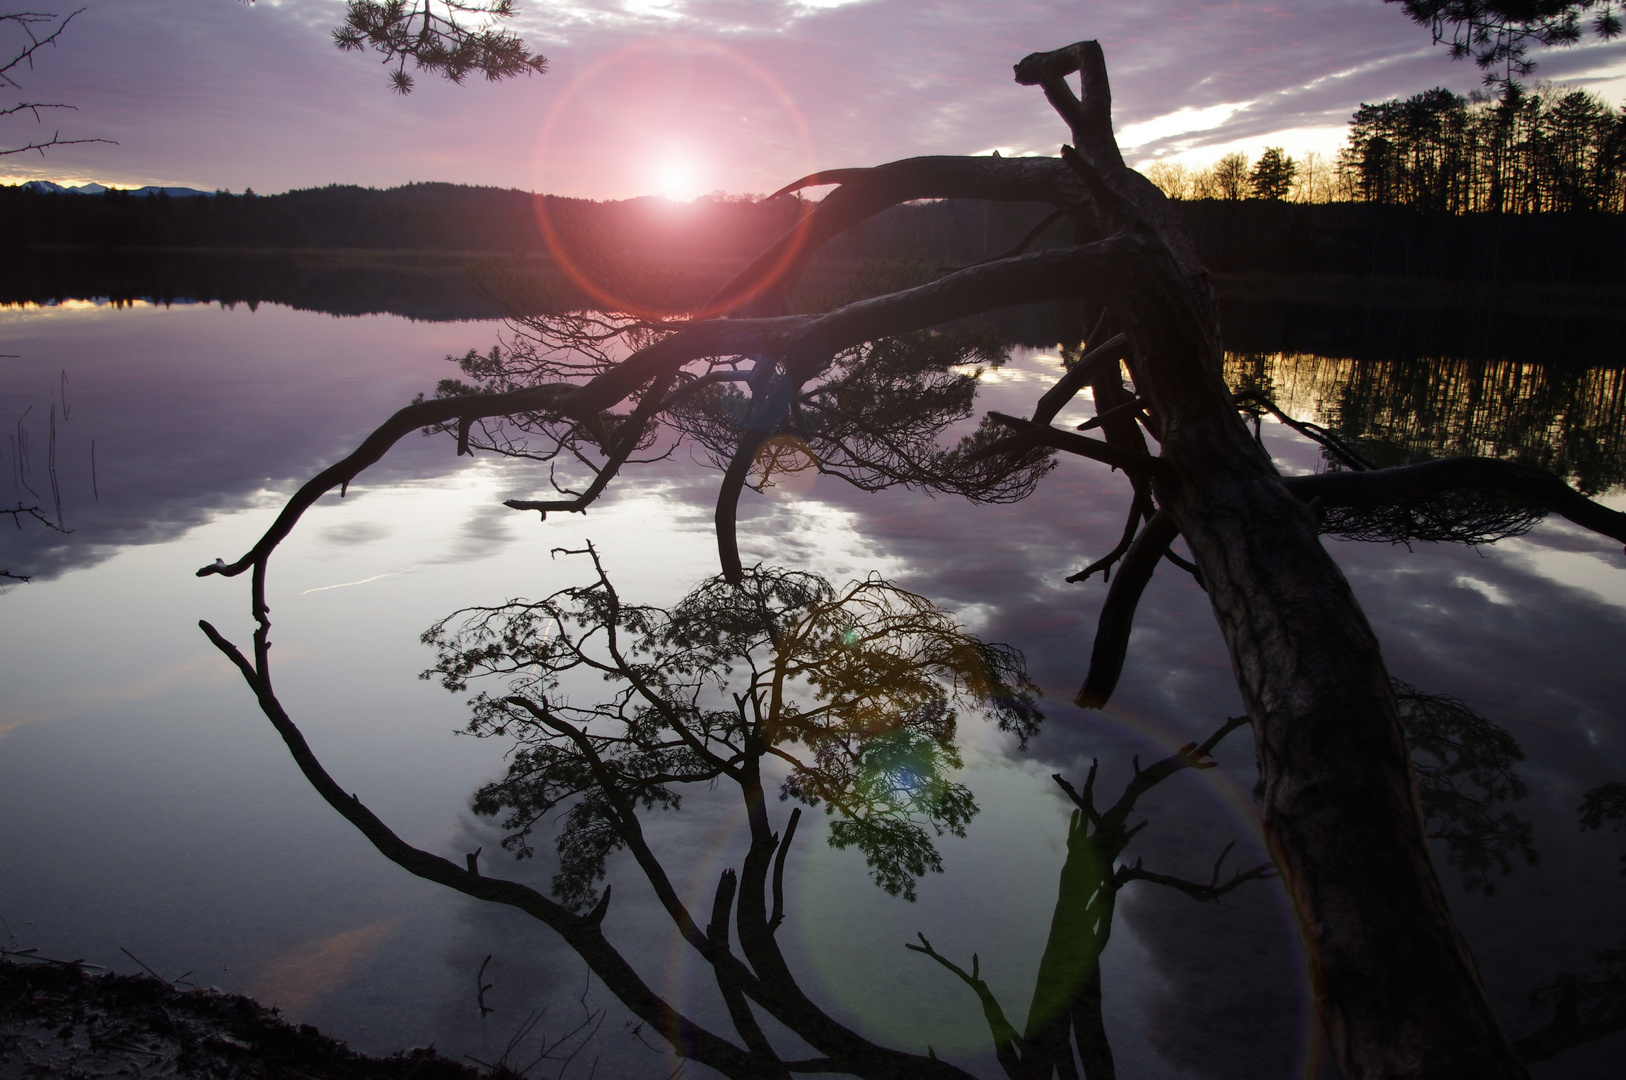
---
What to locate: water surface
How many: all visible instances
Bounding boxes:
[2,296,1624,1078]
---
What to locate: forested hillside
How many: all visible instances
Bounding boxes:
[7,179,1625,291]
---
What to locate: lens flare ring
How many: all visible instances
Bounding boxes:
[530,39,824,321]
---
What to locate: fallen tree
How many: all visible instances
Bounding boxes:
[199,39,1626,1079]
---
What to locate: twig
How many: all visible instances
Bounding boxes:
[120,946,167,983]
[1232,390,1375,471]
[476,953,496,1017]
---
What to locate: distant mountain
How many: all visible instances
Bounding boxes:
[18,180,212,197]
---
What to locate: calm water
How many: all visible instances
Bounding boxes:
[2,297,1624,1077]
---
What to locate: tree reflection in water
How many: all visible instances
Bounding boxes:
[421,546,1042,905]
[910,715,1269,1080]
[204,530,1608,1077]
[1226,351,1626,495]
[210,550,1057,1078]
[190,317,1626,1074]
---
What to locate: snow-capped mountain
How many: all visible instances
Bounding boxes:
[19,180,214,197]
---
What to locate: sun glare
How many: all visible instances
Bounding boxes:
[654,157,705,201]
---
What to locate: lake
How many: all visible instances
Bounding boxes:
[1,282,1623,1078]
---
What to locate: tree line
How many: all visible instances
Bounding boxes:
[1144,82,1626,213]
[0,182,803,260]
[1342,82,1626,212]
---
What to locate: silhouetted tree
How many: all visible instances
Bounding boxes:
[1338,82,1626,212]
[1248,147,1297,200]
[1212,150,1251,200]
[201,39,1626,1078]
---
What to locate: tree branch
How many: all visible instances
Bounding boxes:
[1030,332,1130,426]
[977,412,1170,479]
[1076,510,1183,709]
[1283,457,1626,549]
[202,238,1149,612]
[904,934,1024,1075]
[1116,840,1276,900]
[196,619,765,1078]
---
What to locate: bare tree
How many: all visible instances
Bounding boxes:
[1211,150,1251,200]
[199,39,1626,1078]
[1291,149,1335,203]
[1,9,111,157]
[1140,159,1190,200]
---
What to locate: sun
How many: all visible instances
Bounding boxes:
[653,156,705,201]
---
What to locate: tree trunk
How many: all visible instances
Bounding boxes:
[1016,41,1528,1079]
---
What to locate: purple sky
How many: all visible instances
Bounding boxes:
[5,0,1625,198]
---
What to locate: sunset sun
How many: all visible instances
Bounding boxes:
[653,156,705,201]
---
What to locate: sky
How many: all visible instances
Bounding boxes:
[4,0,1626,199]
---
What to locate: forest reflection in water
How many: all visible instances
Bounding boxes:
[1227,350,1626,494]
[1,295,1625,1077]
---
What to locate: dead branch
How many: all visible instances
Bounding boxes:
[1065,482,1153,584]
[476,954,494,1017]
[1,126,114,156]
[4,503,68,533]
[710,156,1099,315]
[2,10,81,91]
[767,807,801,932]
[2,9,114,156]
[904,935,1023,1075]
[1030,332,1129,426]
[1075,394,1144,433]
[1232,389,1377,470]
[1116,841,1276,900]
[1075,509,1182,709]
[978,411,1168,478]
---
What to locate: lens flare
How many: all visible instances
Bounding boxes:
[530,38,822,320]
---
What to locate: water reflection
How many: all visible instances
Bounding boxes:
[1226,351,1626,494]
[214,537,1610,1076]
[3,299,1625,1076]
[210,548,1054,1077]
[911,716,1270,1080]
[0,302,494,583]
